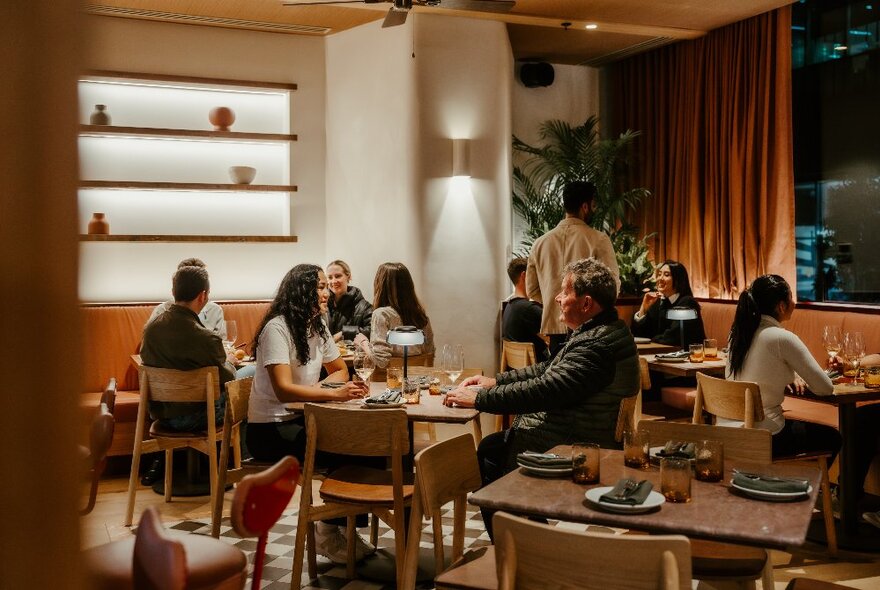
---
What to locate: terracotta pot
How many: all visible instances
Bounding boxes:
[87,213,110,235]
[90,104,111,126]
[208,107,235,131]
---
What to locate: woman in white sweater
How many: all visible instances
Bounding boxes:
[726,274,840,460]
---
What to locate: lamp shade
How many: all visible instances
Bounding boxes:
[387,326,425,346]
[665,307,698,321]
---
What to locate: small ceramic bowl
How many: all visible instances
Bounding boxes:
[228,166,256,185]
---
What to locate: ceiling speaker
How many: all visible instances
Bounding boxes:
[519,62,554,88]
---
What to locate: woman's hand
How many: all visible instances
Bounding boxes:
[333,332,343,343]
[321,380,368,401]
[787,376,807,395]
[353,333,369,349]
[639,291,660,316]
[459,375,496,389]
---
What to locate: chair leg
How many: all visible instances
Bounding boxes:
[432,510,445,576]
[124,442,143,526]
[472,417,483,446]
[345,516,357,579]
[232,425,242,469]
[402,495,425,590]
[394,508,407,587]
[370,513,379,546]
[163,449,173,502]
[207,438,219,517]
[818,456,838,557]
[306,522,318,579]
[759,552,774,590]
[290,511,310,589]
[452,495,466,561]
[212,440,232,538]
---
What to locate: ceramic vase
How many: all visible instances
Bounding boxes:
[87,213,110,235]
[208,107,235,131]
[90,104,111,126]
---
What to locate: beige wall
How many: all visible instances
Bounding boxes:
[80,16,327,301]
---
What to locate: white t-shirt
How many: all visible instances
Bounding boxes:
[248,316,340,423]
[723,315,833,434]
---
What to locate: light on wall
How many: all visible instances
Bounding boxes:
[452,138,470,178]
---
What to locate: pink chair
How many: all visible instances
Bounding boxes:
[230,456,300,590]
[81,379,116,515]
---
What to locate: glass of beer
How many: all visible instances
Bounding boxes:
[703,339,719,360]
[386,366,402,389]
[623,429,650,469]
[694,440,724,482]
[689,343,704,363]
[661,458,692,503]
[572,443,600,484]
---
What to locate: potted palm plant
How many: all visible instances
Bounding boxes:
[512,116,654,295]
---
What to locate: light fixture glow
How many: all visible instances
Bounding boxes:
[387,326,425,381]
[452,138,470,178]
[834,45,848,51]
[585,23,598,30]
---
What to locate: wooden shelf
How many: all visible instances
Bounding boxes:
[80,235,299,243]
[82,70,297,92]
[79,180,297,192]
[80,124,297,142]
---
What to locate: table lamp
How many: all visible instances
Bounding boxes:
[665,307,698,352]
[387,326,425,382]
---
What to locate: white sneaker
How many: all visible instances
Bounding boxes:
[863,511,880,530]
[313,525,375,564]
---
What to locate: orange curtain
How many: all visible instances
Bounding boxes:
[608,7,795,299]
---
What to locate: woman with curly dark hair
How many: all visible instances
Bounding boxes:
[246,264,372,562]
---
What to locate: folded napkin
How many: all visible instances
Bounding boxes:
[657,441,696,459]
[599,479,654,505]
[655,350,691,360]
[364,390,403,405]
[732,470,809,494]
[516,451,571,469]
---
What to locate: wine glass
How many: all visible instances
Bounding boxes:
[822,325,842,363]
[222,320,238,353]
[441,344,464,385]
[843,331,865,385]
[353,348,374,385]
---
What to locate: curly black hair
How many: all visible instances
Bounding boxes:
[254,264,329,366]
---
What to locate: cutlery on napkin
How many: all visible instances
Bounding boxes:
[364,390,403,405]
[657,441,696,459]
[655,350,691,360]
[516,451,572,469]
[599,479,654,505]
[732,470,809,494]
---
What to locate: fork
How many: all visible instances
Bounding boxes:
[612,479,640,499]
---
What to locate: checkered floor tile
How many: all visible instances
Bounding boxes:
[165,498,621,589]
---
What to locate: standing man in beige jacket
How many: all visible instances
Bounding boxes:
[526,180,620,356]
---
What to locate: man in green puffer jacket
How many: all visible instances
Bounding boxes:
[445,257,639,536]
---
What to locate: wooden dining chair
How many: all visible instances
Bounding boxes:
[493,512,692,590]
[400,433,485,590]
[496,340,537,431]
[211,377,256,537]
[85,505,248,590]
[291,403,414,588]
[125,366,225,527]
[692,372,837,556]
[81,381,116,515]
[639,419,776,590]
[230,456,300,590]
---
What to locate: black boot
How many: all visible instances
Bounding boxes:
[140,455,164,486]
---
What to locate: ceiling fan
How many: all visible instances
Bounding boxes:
[282,0,515,29]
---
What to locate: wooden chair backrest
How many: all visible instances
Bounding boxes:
[639,421,772,464]
[493,512,691,590]
[304,403,409,457]
[133,507,186,590]
[231,456,300,539]
[616,395,639,443]
[142,365,220,405]
[414,433,482,514]
[639,356,652,391]
[225,377,253,427]
[693,373,764,427]
[499,340,536,372]
[89,401,116,467]
[100,377,117,414]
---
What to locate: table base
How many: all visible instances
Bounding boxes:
[150,449,232,497]
[356,547,443,584]
[806,518,880,552]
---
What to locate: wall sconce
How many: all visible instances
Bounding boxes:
[665,307,698,352]
[452,138,470,178]
[387,325,425,381]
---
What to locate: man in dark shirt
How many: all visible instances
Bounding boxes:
[141,265,236,432]
[502,258,549,361]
